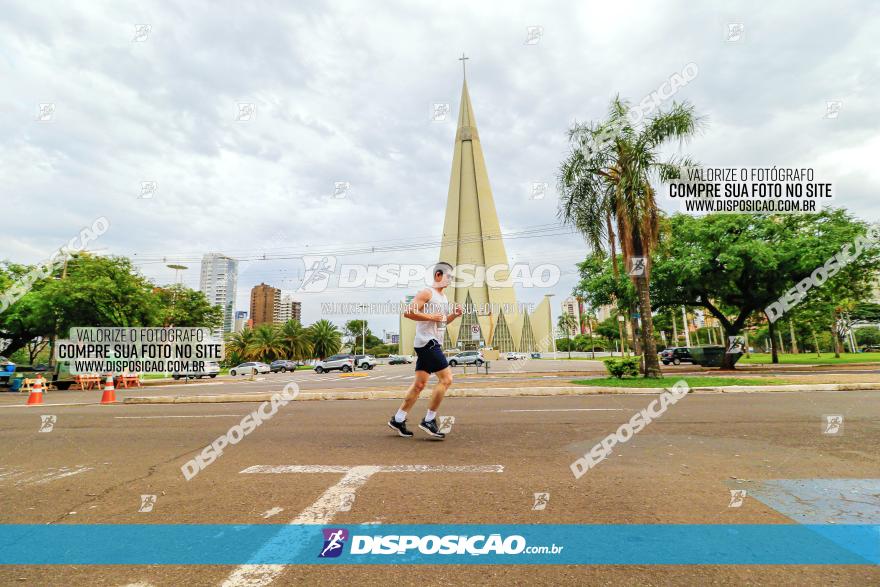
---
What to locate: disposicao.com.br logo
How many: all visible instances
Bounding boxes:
[318,529,563,559]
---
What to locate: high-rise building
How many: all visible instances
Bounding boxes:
[250,283,280,326]
[234,311,248,333]
[199,253,238,334]
[399,72,553,354]
[561,297,581,337]
[275,295,302,324]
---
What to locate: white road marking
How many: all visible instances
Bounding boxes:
[0,402,96,409]
[503,408,627,412]
[223,464,503,586]
[145,382,225,389]
[1,466,93,486]
[114,415,242,419]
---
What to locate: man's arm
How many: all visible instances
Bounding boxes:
[446,303,464,324]
[403,289,445,322]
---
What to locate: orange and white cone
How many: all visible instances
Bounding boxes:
[26,375,44,406]
[100,374,116,404]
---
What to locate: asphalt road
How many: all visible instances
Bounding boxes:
[8,357,880,409]
[1,388,878,586]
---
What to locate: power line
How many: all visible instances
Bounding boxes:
[129,224,578,266]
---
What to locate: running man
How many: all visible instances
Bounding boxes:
[388,262,462,439]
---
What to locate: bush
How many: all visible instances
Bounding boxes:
[602,356,641,378]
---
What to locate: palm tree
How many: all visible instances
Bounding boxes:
[557,313,577,359]
[225,327,256,363]
[248,324,286,362]
[558,96,701,378]
[278,319,312,361]
[580,311,596,359]
[308,319,342,360]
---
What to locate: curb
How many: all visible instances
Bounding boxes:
[121,383,880,404]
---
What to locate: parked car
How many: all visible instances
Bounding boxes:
[861,345,880,352]
[314,354,355,374]
[659,347,695,365]
[388,355,413,365]
[530,352,541,359]
[354,355,377,370]
[448,350,484,367]
[270,359,298,373]
[229,362,271,376]
[505,352,528,360]
[173,361,221,380]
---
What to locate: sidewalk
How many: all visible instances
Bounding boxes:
[123,382,880,404]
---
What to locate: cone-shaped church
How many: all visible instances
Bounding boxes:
[399,75,554,355]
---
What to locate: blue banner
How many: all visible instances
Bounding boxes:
[0,524,876,565]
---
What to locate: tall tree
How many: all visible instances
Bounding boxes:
[225,327,256,363]
[308,319,342,360]
[155,284,223,329]
[557,313,578,359]
[344,319,370,353]
[558,97,701,377]
[248,324,285,362]
[1,254,162,357]
[650,211,879,367]
[278,319,312,360]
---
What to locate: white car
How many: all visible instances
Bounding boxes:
[354,355,377,370]
[229,362,271,376]
[505,352,528,360]
[448,350,485,367]
[314,354,355,374]
[172,361,221,379]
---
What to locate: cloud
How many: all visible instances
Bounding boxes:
[2,0,878,334]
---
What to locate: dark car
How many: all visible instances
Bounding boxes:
[659,347,695,365]
[270,359,298,373]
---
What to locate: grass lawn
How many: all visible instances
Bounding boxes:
[737,352,880,365]
[571,376,788,388]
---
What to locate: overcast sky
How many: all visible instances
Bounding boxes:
[3,1,878,335]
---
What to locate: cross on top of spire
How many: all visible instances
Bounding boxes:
[458,52,469,80]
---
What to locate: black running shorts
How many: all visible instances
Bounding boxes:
[414,340,449,373]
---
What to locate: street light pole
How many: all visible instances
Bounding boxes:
[682,306,691,347]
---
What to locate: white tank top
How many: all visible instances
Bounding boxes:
[413,288,449,348]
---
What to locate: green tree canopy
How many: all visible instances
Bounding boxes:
[649,210,879,366]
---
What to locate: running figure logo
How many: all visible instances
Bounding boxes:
[823,414,844,435]
[728,489,747,508]
[298,256,337,293]
[628,257,646,276]
[39,415,57,433]
[532,492,550,511]
[318,528,349,558]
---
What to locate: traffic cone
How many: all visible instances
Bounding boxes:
[101,374,116,404]
[26,375,44,406]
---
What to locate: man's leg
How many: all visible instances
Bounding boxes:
[419,367,452,438]
[399,370,430,414]
[427,366,453,413]
[388,370,429,437]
